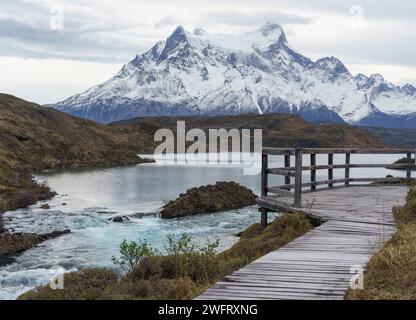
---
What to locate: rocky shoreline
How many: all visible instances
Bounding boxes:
[0,229,70,261]
[160,181,257,219]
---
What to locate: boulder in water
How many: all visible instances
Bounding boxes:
[109,216,130,223]
[161,181,257,219]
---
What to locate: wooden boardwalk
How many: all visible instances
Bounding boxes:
[197,186,407,300]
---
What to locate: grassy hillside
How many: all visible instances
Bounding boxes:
[358,126,416,148]
[115,113,385,149]
[0,94,153,216]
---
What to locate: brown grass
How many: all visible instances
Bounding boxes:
[346,187,416,300]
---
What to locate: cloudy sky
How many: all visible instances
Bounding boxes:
[0,0,415,104]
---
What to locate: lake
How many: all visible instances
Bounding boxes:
[0,153,407,299]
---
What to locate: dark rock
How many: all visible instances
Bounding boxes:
[0,229,71,258]
[39,229,71,241]
[161,181,257,219]
[40,204,50,210]
[62,203,67,206]
[109,216,130,223]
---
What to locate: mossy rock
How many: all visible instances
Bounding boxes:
[160,181,257,218]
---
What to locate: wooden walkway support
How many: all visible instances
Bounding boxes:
[197,148,415,300]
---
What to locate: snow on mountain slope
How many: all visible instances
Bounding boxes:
[51,23,416,127]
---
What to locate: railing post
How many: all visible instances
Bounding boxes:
[294,149,303,208]
[261,154,268,197]
[310,154,316,191]
[328,153,334,188]
[261,154,268,229]
[345,153,350,186]
[284,154,291,191]
[260,208,268,229]
[407,153,412,179]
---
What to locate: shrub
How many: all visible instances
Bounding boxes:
[19,269,118,300]
[111,239,160,274]
[127,234,220,285]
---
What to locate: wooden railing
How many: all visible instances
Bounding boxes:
[261,148,416,211]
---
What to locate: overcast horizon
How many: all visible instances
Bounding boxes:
[0,0,415,105]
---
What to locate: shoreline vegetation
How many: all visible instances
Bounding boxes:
[0,94,154,227]
[346,186,416,300]
[18,213,315,300]
[385,157,416,171]
[0,93,153,258]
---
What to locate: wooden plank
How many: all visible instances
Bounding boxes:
[198,186,407,300]
[263,148,416,155]
[282,164,416,171]
[268,168,295,177]
[267,187,295,197]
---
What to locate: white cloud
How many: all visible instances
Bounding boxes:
[154,16,183,29]
[0,0,415,103]
[0,57,122,104]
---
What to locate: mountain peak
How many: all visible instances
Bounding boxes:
[258,22,283,36]
[315,56,349,76]
[52,22,416,128]
[354,73,368,81]
[370,73,384,82]
[157,25,190,61]
[402,83,416,95]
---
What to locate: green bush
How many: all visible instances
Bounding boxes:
[111,239,160,274]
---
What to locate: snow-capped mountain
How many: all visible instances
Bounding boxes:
[51,22,416,128]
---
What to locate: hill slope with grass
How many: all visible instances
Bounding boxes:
[358,125,416,148]
[0,94,153,216]
[114,113,386,149]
